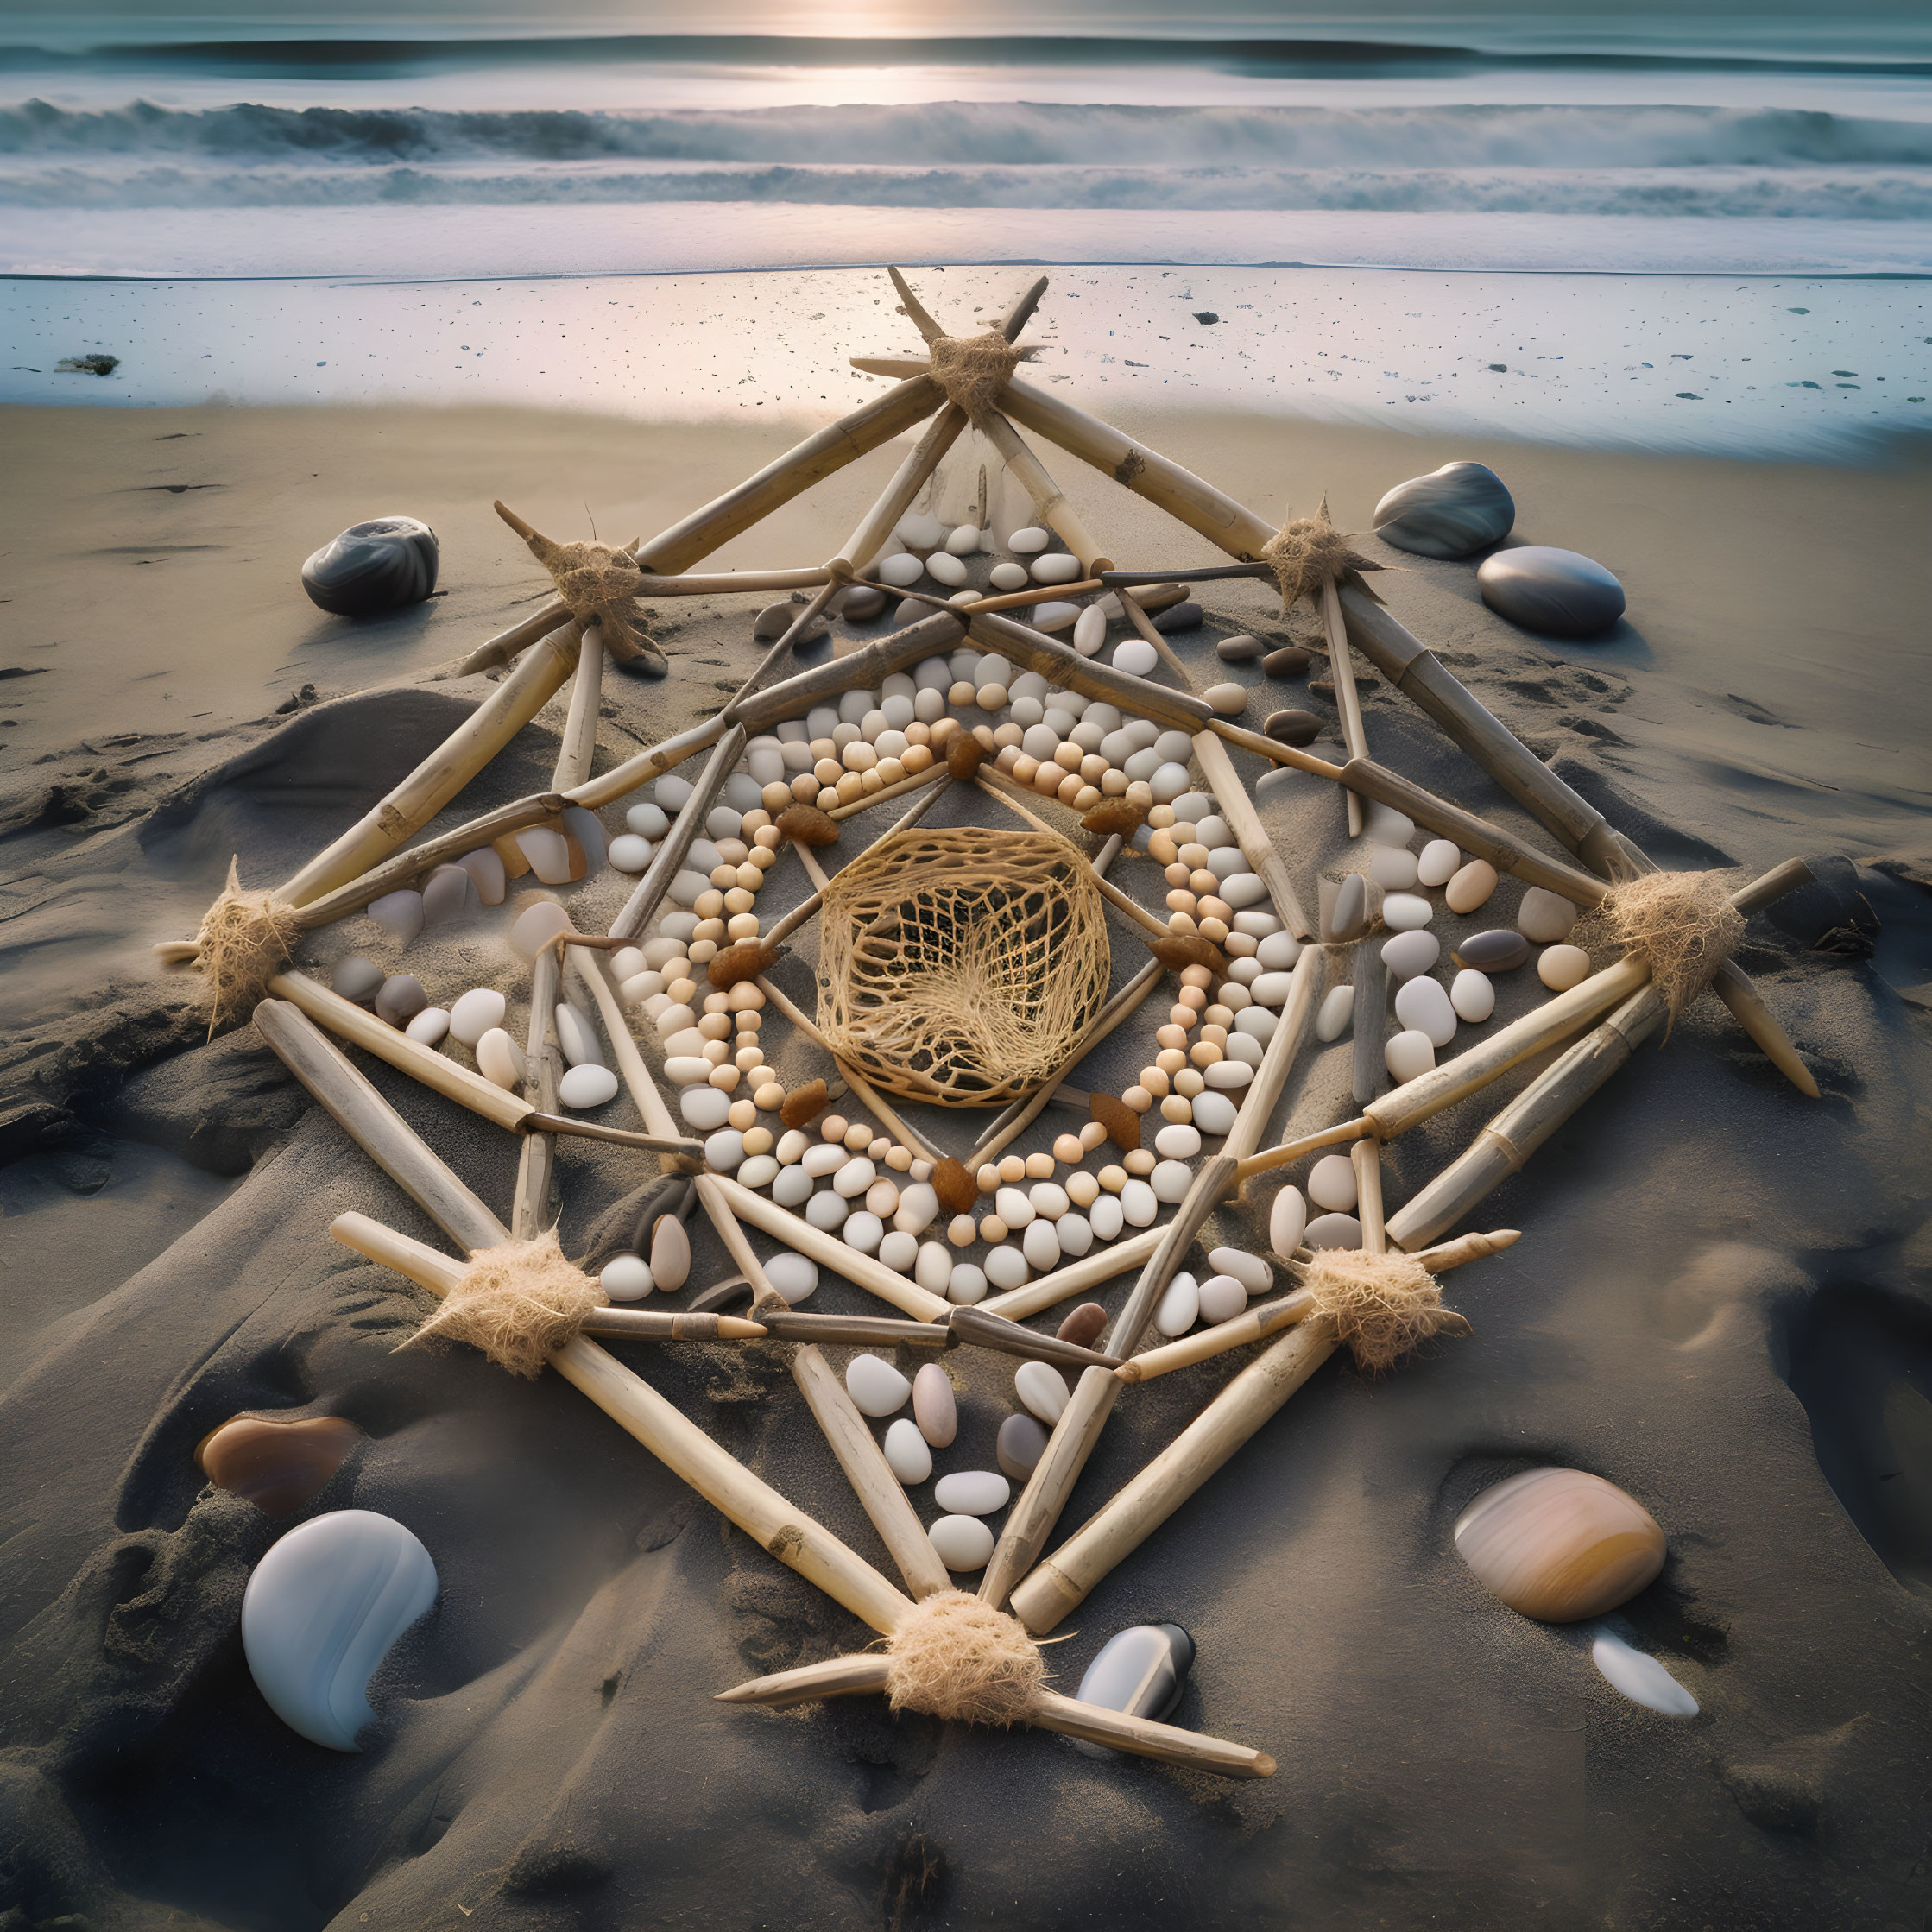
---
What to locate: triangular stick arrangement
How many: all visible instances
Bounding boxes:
[167,274,1821,1778]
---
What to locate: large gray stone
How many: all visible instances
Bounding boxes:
[1373,462,1515,559]
[1478,546,1626,638]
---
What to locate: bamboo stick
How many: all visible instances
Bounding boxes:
[755,1310,951,1348]
[977,1225,1165,1322]
[1190,729,1316,942]
[948,1305,1124,1372]
[973,407,1114,574]
[726,610,966,733]
[1115,1290,1317,1384]
[253,1001,508,1253]
[705,1172,951,1322]
[566,716,729,813]
[511,944,562,1238]
[1232,1115,1373,1185]
[979,946,1323,1607]
[1322,579,1367,837]
[580,1308,769,1342]
[609,723,748,942]
[1708,958,1820,1098]
[1207,717,1346,780]
[279,622,583,906]
[713,1652,1275,1778]
[825,761,949,823]
[833,404,969,578]
[1353,1134,1387,1254]
[552,628,605,791]
[790,1342,953,1599]
[330,1209,916,1636]
[872,578,1106,620]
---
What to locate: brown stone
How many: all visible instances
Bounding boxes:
[196,1413,361,1518]
[779,1078,829,1128]
[707,938,778,988]
[945,732,986,780]
[931,1155,980,1215]
[1088,1092,1142,1153]
[1263,709,1323,748]
[1262,646,1312,678]
[1080,796,1147,837]
[1056,1303,1109,1351]
[1147,933,1230,979]
[775,804,840,848]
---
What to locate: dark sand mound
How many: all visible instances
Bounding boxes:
[3,526,1931,1931]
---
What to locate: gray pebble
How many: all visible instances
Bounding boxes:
[300,516,438,617]
[1477,546,1625,639]
[753,602,829,641]
[1452,930,1531,972]
[996,1412,1050,1481]
[374,974,427,1026]
[1215,634,1263,662]
[331,956,384,1002]
[1152,600,1203,634]
[838,583,887,622]
[1075,1623,1195,1728]
[1263,708,1322,748]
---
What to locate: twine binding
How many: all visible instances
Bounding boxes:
[196,857,301,1034]
[928,331,1039,426]
[1260,496,1385,612]
[885,1590,1046,1727]
[1298,1247,1462,1373]
[401,1229,607,1379]
[1591,870,1745,1031]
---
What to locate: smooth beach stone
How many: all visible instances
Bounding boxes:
[600,1254,653,1302]
[1073,604,1108,656]
[1202,1249,1266,1299]
[1385,1029,1436,1083]
[1478,546,1626,639]
[893,1182,939,1235]
[1382,892,1434,931]
[368,889,425,947]
[1307,1153,1359,1214]
[1373,461,1515,559]
[988,561,1030,592]
[1190,1090,1239,1137]
[553,1001,603,1068]
[704,1129,747,1172]
[1380,929,1441,982]
[913,1362,957,1446]
[1368,844,1420,892]
[1262,646,1311,679]
[457,847,507,906]
[331,956,384,1002]
[1154,1272,1201,1336]
[898,510,944,548]
[1089,1194,1125,1242]
[1057,1213,1095,1258]
[997,1412,1050,1481]
[1263,709,1322,748]
[406,1007,451,1045]
[1204,682,1249,717]
[878,552,924,588]
[1394,975,1459,1048]
[1454,929,1531,973]
[753,600,828,641]
[508,900,572,963]
[198,1413,361,1518]
[878,1229,919,1273]
[1120,1178,1159,1228]
[648,1215,690,1291]
[845,1354,911,1417]
[1217,634,1263,663]
[805,1190,850,1231]
[737,1155,780,1191]
[935,1470,1011,1517]
[1455,1467,1667,1622]
[927,550,969,588]
[841,582,888,622]
[609,833,653,874]
[1257,932,1302,972]
[1304,1211,1362,1249]
[986,1244,1031,1291]
[1113,637,1159,678]
[1152,599,1203,633]
[884,1419,933,1485]
[300,515,439,617]
[448,986,507,1047]
[1022,1219,1063,1272]
[1330,873,1371,942]
[1016,1358,1070,1424]
[1076,1624,1195,1729]
[765,1252,818,1303]
[1316,984,1355,1042]
[241,1510,438,1752]
[948,1263,988,1305]
[1029,1181,1070,1221]
[1592,1631,1698,1716]
[1518,887,1581,944]
[626,801,670,839]
[1269,1186,1307,1259]
[375,974,427,1027]
[1219,872,1267,909]
[1032,552,1082,584]
[679,1085,731,1132]
[1150,762,1192,805]
[476,1028,526,1090]
[1539,944,1593,991]
[1445,860,1500,915]
[1198,1273,1247,1324]
[1008,526,1051,554]
[1417,838,1462,888]
[422,863,476,926]
[1056,1303,1108,1353]
[1154,1122,1202,1159]
[929,1514,996,1574]
[945,523,982,556]
[995,1185,1036,1230]
[1450,969,1498,1023]
[559,1064,620,1110]
[1032,601,1078,632]
[1150,1159,1193,1203]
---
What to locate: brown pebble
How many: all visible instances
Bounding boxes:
[1132,583,1189,615]
[931,1155,980,1215]
[1262,645,1312,678]
[1310,672,1379,697]
[779,1079,829,1128]
[946,732,986,780]
[1147,933,1230,979]
[1088,1092,1142,1152]
[707,938,778,988]
[1057,1303,1109,1351]
[1264,709,1323,748]
[997,1412,1051,1481]
[1081,796,1148,837]
[753,601,829,642]
[775,803,839,848]
[196,1413,361,1518]
[1216,634,1263,662]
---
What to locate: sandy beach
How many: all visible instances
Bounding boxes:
[2,357,1930,1928]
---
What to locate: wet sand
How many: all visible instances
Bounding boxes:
[1,397,1930,1929]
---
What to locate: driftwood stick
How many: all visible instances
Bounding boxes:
[791,1342,954,1600]
[979,945,1323,1608]
[552,626,605,791]
[1322,579,1367,837]
[754,1310,951,1348]
[279,623,584,906]
[566,716,729,813]
[511,944,563,1238]
[330,1209,916,1635]
[1115,1290,1317,1384]
[948,1305,1124,1372]
[1233,1114,1373,1184]
[826,760,950,823]
[1353,1134,1388,1254]
[977,1225,1165,1322]
[974,407,1113,574]
[860,577,1105,620]
[967,609,1215,736]
[834,405,969,578]
[578,1308,769,1342]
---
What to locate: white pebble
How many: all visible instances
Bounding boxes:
[1381,892,1434,931]
[1057,1213,1093,1257]
[627,802,670,839]
[914,1242,953,1292]
[1247,970,1295,1007]
[1113,637,1158,678]
[1032,601,1079,632]
[1394,975,1459,1047]
[1417,838,1461,887]
[878,552,924,588]
[1153,1271,1201,1336]
[1381,930,1441,982]
[1308,1154,1359,1213]
[1316,984,1354,1042]
[1385,1029,1437,1083]
[1015,1359,1069,1424]
[985,1245,1031,1291]
[737,1155,780,1190]
[1369,845,1420,891]
[475,1028,525,1090]
[934,1470,1010,1516]
[893,1183,939,1236]
[1203,683,1248,717]
[1154,1122,1201,1159]
[1203,1061,1253,1091]
[1121,1179,1159,1227]
[704,1129,745,1172]
[680,1086,731,1131]
[802,1142,846,1178]
[948,1263,988,1305]
[509,900,573,961]
[559,1064,620,1110]
[1219,872,1268,908]
[1149,1159,1192,1203]
[1089,1194,1126,1241]
[448,987,505,1048]
[1031,552,1081,584]
[406,1007,450,1045]
[834,1156,876,1198]
[883,1419,932,1485]
[765,1252,818,1303]
[1008,526,1051,554]
[994,1185,1036,1230]
[1305,1212,1363,1249]
[929,1515,996,1573]
[1028,1182,1069,1221]
[1149,761,1191,805]
[1269,1186,1307,1259]
[1191,1091,1239,1136]
[656,774,694,811]
[553,1002,603,1069]
[1021,1219,1062,1272]
[600,1256,653,1302]
[988,561,1029,591]
[805,1190,849,1231]
[1199,1274,1247,1324]
[1592,1631,1699,1716]
[1450,969,1497,1022]
[609,833,653,874]
[845,1354,911,1417]
[1073,604,1108,656]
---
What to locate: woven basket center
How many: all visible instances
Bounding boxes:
[815,827,1111,1108]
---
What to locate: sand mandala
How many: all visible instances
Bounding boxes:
[164,271,1822,1775]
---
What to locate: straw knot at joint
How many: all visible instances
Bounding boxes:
[885,1590,1045,1727]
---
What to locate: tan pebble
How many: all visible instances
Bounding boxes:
[999,1154,1027,1184]
[980,1215,1009,1244]
[1079,1121,1108,1151]
[820,1114,849,1141]
[1122,1085,1153,1114]
[754,1082,786,1111]
[1066,1171,1101,1207]
[1053,1133,1086,1165]
[845,1122,873,1151]
[885,1144,913,1171]
[1454,1467,1665,1621]
[1097,1165,1127,1194]
[1123,1149,1157,1176]
[727,1100,756,1129]
[976,1162,1001,1193]
[947,1214,978,1247]
[1538,944,1592,991]
[1025,1152,1056,1180]
[742,1127,773,1156]
[1160,1095,1193,1123]
[1445,860,1499,914]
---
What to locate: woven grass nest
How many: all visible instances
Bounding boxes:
[816,826,1112,1108]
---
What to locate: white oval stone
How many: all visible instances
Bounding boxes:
[1386,1029,1437,1083]
[1021,1218,1062,1271]
[766,1252,818,1303]
[1369,844,1420,891]
[843,1211,885,1255]
[1518,887,1580,943]
[948,1263,988,1305]
[1028,1182,1069,1221]
[1316,984,1354,1042]
[1089,1193,1125,1241]
[1031,552,1081,584]
[802,1142,846,1178]
[663,1057,713,1087]
[1057,1213,1093,1257]
[1015,1359,1069,1424]
[553,1001,603,1068]
[988,561,1029,591]
[1113,637,1159,677]
[1154,1271,1200,1336]
[1592,1631,1698,1716]
[1394,975,1459,1048]
[600,1255,653,1302]
[845,1354,911,1417]
[914,1241,953,1291]
[878,552,924,588]
[893,1183,939,1235]
[1032,601,1078,632]
[1201,1249,1266,1298]
[1190,1091,1238,1137]
[1247,970,1294,1008]
[1203,1061,1253,1090]
[627,801,670,838]
[406,1007,450,1045]
[1381,930,1441,982]
[913,1361,957,1445]
[475,1028,525,1090]
[649,1215,690,1291]
[680,1085,731,1131]
[1199,1273,1247,1323]
[1308,1153,1359,1213]
[448,987,506,1048]
[1417,838,1462,887]
[1073,603,1108,657]
[1150,1159,1192,1203]
[994,1185,1036,1230]
[805,1190,849,1231]
[1121,1179,1159,1227]
[883,1418,931,1484]
[1154,1122,1201,1159]
[929,1514,996,1573]
[1218,872,1267,908]
[1538,944,1592,992]
[1204,682,1248,717]
[1450,969,1497,1022]
[737,1154,780,1191]
[925,549,969,588]
[1269,1186,1307,1259]
[1305,1211,1363,1249]
[935,1470,1011,1516]
[1382,892,1434,931]
[509,900,572,962]
[704,1129,745,1172]
[1150,761,1191,805]
[1008,527,1051,554]
[985,1245,1031,1291]
[834,1156,877,1199]
[241,1510,438,1752]
[559,1064,620,1110]
[609,832,653,874]
[772,1165,814,1207]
